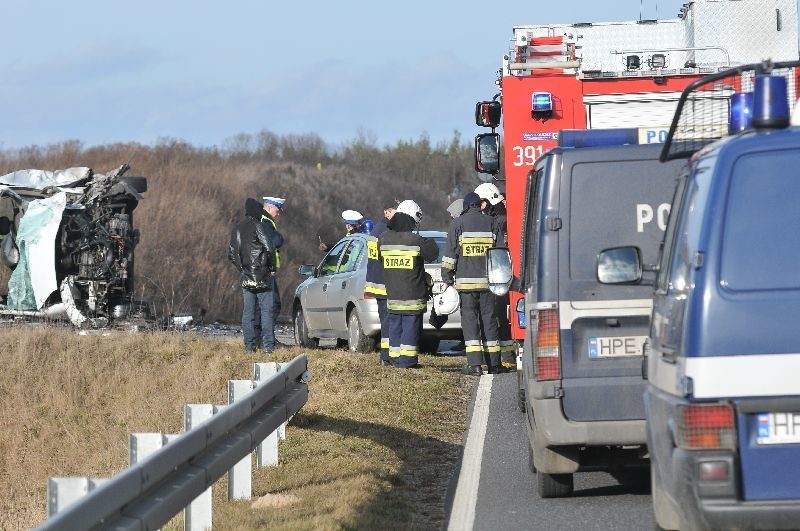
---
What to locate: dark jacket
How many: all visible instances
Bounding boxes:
[442,206,501,291]
[378,212,439,314]
[228,198,275,290]
[364,216,390,298]
[489,202,508,247]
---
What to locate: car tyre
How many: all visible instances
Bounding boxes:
[347,308,375,353]
[294,305,319,348]
[537,472,573,498]
[420,336,440,354]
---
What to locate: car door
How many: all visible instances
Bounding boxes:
[303,240,348,331]
[325,237,366,332]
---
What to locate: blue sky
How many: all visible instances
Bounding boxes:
[0,1,689,150]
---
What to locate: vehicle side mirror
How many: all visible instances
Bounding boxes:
[597,246,643,284]
[298,264,314,276]
[487,247,513,296]
[475,133,501,175]
[475,100,502,128]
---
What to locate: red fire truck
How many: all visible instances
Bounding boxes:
[474,0,798,344]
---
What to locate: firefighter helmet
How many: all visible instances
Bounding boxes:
[475,182,504,205]
[396,200,423,226]
[433,285,460,315]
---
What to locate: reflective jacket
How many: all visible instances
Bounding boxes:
[261,212,284,268]
[364,217,390,298]
[378,214,439,314]
[229,199,275,290]
[441,206,500,291]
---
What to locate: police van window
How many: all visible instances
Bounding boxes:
[569,159,677,282]
[721,150,800,291]
[319,240,348,276]
[664,159,713,295]
[429,235,447,264]
[341,239,365,273]
[656,176,688,293]
[522,165,544,288]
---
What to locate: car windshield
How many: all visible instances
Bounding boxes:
[429,236,446,264]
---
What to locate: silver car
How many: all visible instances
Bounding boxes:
[292,230,462,353]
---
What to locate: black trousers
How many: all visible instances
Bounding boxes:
[459,290,500,368]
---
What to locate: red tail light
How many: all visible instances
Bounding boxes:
[677,403,736,449]
[363,293,375,299]
[534,308,561,380]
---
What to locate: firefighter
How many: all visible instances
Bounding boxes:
[378,199,438,368]
[364,200,397,366]
[442,191,502,375]
[475,182,515,371]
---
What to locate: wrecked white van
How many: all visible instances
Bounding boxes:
[0,164,147,327]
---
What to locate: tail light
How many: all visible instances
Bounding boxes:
[363,293,375,300]
[534,308,561,380]
[677,403,736,450]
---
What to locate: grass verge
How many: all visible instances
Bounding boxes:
[0,327,471,530]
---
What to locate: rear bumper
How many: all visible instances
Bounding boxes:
[670,449,800,530]
[530,397,646,446]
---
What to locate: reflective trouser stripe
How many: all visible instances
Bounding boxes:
[390,344,418,358]
[485,340,501,353]
[388,299,427,312]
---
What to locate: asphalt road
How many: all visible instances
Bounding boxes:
[457,372,655,531]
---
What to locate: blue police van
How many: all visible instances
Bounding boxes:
[600,60,800,529]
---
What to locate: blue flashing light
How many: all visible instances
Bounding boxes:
[559,128,639,148]
[752,75,790,129]
[532,92,554,113]
[729,92,753,134]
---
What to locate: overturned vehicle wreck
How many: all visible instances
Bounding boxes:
[0,164,147,327]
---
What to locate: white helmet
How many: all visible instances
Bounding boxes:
[433,285,460,315]
[396,199,423,225]
[475,182,504,205]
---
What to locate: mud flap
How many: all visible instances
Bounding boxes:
[532,416,580,473]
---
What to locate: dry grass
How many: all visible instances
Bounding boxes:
[0,327,471,530]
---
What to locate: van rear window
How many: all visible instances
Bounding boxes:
[721,150,800,291]
[569,159,679,281]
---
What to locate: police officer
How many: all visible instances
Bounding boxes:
[442,192,502,375]
[364,200,397,365]
[259,196,285,350]
[378,200,438,368]
[475,182,515,371]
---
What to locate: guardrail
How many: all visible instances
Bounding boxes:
[37,354,311,530]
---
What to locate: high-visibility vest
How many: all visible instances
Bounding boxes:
[262,215,281,269]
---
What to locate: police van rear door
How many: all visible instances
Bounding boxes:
[558,144,684,422]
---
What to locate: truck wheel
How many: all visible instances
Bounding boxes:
[347,308,376,353]
[294,305,319,348]
[651,462,680,530]
[537,472,573,498]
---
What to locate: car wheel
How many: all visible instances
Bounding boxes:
[347,308,376,353]
[420,336,440,354]
[651,461,680,530]
[294,305,318,348]
[537,472,573,498]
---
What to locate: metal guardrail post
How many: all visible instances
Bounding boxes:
[184,404,216,531]
[47,477,108,518]
[254,363,281,467]
[227,380,254,500]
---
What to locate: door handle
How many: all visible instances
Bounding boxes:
[322,284,327,292]
[341,281,347,289]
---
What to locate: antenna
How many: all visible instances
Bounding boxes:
[655,0,658,20]
[640,0,643,21]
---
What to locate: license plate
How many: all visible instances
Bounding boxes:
[756,412,800,445]
[588,335,647,358]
